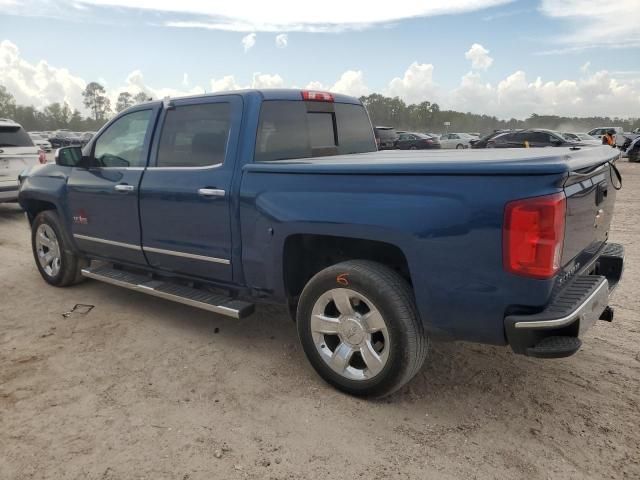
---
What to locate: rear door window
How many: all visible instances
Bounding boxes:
[0,126,34,147]
[157,103,231,167]
[255,100,376,161]
[528,132,551,144]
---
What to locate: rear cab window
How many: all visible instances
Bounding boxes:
[0,125,34,147]
[255,100,376,161]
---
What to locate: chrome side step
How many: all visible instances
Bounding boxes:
[81,265,254,319]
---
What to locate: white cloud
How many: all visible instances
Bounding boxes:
[330,70,369,97]
[114,69,204,103]
[304,71,370,97]
[275,33,288,48]
[182,72,189,87]
[210,75,241,92]
[251,72,284,88]
[465,43,493,70]
[76,0,512,32]
[449,68,640,119]
[0,39,86,111]
[580,61,590,73]
[209,72,284,91]
[2,38,640,120]
[241,32,256,52]
[539,0,640,49]
[385,62,438,104]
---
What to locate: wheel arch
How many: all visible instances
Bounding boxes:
[282,233,412,302]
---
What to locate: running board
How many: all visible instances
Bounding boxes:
[81,265,254,319]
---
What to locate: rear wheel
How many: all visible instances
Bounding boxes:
[297,260,428,397]
[31,210,88,286]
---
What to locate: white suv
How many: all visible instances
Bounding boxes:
[0,119,43,202]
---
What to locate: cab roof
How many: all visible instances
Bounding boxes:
[144,88,363,107]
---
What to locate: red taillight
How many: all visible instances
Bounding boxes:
[301,90,334,102]
[503,192,566,279]
[38,150,47,164]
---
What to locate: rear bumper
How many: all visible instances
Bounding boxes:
[504,243,624,358]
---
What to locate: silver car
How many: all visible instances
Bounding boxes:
[1,119,42,202]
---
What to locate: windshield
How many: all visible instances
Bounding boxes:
[0,126,34,147]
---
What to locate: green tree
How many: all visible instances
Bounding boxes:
[43,102,73,128]
[0,85,16,118]
[134,92,152,104]
[116,92,134,112]
[82,82,111,121]
[68,109,84,130]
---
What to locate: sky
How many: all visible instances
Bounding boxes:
[0,0,639,119]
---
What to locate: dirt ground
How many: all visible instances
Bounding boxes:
[1,161,639,480]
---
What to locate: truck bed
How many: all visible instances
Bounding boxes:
[245,146,621,175]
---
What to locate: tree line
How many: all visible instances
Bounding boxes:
[0,82,151,132]
[360,93,640,134]
[1,82,638,134]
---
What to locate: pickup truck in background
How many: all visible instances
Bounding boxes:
[18,89,625,397]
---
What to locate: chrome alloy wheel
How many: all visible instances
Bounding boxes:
[310,288,390,381]
[35,224,61,277]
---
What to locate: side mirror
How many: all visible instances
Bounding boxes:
[55,146,84,167]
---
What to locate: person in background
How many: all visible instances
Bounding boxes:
[602,130,615,146]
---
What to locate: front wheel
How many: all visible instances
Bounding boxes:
[456,144,464,149]
[297,260,429,397]
[31,210,88,286]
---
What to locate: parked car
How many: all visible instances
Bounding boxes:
[395,132,440,149]
[0,119,44,202]
[623,135,640,162]
[79,132,95,146]
[439,132,475,149]
[29,132,53,152]
[374,126,398,150]
[18,89,624,398]
[484,129,581,148]
[562,133,601,146]
[470,129,513,149]
[587,127,627,147]
[49,131,72,148]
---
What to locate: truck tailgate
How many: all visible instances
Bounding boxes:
[562,161,618,271]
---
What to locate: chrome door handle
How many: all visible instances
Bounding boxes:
[198,188,225,198]
[114,184,135,192]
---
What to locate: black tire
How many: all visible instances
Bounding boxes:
[31,210,88,287]
[456,144,464,149]
[297,260,428,397]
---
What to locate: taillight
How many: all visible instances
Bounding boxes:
[301,90,334,102]
[503,192,566,279]
[38,150,47,164]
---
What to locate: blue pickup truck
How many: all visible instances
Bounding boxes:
[18,89,624,397]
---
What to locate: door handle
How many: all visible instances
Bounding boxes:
[114,184,135,192]
[198,188,225,198]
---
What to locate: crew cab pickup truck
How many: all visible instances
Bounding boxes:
[18,89,625,397]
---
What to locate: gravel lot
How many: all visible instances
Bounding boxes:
[1,160,639,480]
